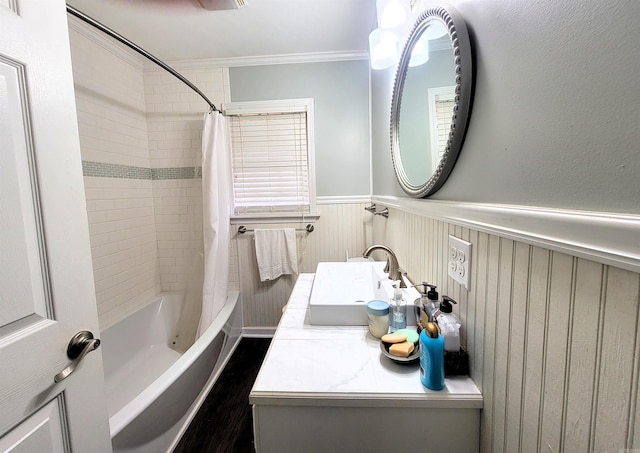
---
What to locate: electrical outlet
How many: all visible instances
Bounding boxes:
[448,235,471,289]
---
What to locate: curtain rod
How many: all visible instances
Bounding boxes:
[66,4,219,112]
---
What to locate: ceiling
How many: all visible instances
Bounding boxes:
[66,0,377,63]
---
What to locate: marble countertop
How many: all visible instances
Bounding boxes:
[250,274,483,408]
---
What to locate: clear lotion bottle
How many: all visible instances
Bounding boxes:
[389,287,406,332]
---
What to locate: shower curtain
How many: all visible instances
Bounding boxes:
[197,110,231,337]
[171,110,231,352]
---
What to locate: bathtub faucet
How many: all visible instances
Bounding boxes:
[362,244,406,288]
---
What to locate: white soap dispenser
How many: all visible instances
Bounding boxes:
[436,296,461,352]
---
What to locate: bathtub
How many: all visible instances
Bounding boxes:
[101,291,242,453]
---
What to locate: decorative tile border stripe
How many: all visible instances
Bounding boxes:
[152,166,202,180]
[82,161,202,180]
[82,161,151,179]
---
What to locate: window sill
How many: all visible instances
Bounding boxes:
[230,213,320,225]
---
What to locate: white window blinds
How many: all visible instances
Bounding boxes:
[428,86,456,169]
[224,99,316,217]
[434,92,456,160]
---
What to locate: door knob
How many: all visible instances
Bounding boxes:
[54,330,100,383]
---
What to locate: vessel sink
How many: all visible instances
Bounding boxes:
[308,261,420,326]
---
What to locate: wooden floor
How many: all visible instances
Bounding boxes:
[173,338,271,453]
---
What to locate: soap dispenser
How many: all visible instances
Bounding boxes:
[436,296,461,352]
[424,284,441,322]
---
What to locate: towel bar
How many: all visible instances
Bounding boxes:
[238,224,314,234]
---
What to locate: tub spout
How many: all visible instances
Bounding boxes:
[362,244,406,288]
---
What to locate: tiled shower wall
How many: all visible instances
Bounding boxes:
[69,21,233,328]
[143,66,234,294]
[69,23,161,328]
[373,205,640,453]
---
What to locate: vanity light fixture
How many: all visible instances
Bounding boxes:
[369,28,399,70]
[376,0,410,29]
[408,33,429,67]
[406,12,447,68]
[369,0,414,70]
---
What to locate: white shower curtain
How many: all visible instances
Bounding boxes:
[197,110,231,337]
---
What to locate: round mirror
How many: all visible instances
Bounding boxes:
[391,6,473,197]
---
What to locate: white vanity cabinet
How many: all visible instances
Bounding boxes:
[250,274,482,452]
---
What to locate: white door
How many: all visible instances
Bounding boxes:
[0,0,111,451]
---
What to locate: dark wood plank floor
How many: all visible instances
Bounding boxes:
[173,338,271,453]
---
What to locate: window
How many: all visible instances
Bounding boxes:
[428,86,456,170]
[223,99,316,219]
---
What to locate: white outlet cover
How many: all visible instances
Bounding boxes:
[448,235,471,290]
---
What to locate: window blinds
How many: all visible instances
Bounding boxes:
[434,93,455,160]
[228,111,310,215]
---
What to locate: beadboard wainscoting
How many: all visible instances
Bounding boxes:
[370,203,640,453]
[234,201,373,328]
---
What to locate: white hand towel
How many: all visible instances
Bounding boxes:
[254,228,299,282]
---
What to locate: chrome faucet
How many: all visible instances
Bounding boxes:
[362,244,406,288]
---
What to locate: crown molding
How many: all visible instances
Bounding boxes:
[373,196,640,274]
[143,50,369,71]
[67,15,144,69]
[68,15,367,71]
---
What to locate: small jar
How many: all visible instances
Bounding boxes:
[367,300,390,338]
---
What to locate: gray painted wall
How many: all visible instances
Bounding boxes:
[229,60,371,197]
[372,0,640,214]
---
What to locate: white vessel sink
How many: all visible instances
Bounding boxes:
[309,261,420,326]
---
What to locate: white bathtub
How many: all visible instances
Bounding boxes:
[101,292,242,453]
